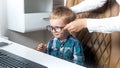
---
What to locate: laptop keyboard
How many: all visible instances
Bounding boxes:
[0,49,47,68]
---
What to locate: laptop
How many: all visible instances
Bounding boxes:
[0,49,47,68]
[0,38,86,68]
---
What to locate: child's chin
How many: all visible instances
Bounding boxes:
[54,36,61,38]
[55,36,60,38]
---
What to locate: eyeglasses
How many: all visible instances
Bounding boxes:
[46,25,64,32]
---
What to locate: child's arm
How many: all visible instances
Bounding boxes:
[73,42,85,65]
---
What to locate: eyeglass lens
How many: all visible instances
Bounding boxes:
[47,25,64,32]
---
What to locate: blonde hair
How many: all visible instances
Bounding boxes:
[49,6,76,24]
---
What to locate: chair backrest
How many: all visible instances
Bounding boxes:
[66,0,120,68]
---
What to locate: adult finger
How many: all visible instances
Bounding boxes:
[63,24,71,30]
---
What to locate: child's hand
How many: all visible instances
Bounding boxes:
[36,43,47,52]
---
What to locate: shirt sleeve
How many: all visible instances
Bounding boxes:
[46,37,54,54]
[87,15,120,33]
[73,41,85,65]
[70,0,107,13]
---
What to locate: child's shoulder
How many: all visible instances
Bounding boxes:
[68,35,83,46]
[48,36,55,42]
[69,35,80,42]
[69,35,77,40]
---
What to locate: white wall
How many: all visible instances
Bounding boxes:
[0,0,64,49]
[0,0,52,49]
[0,0,8,37]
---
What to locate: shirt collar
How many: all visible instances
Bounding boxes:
[54,34,71,43]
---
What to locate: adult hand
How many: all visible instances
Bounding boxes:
[36,43,47,52]
[64,19,87,33]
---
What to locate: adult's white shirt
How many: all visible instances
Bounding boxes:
[71,0,120,33]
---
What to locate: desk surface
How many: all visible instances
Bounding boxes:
[0,38,86,68]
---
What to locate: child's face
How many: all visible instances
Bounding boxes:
[49,19,68,40]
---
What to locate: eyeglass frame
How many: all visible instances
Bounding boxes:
[46,25,65,32]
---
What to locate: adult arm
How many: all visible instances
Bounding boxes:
[87,15,120,33]
[70,0,107,13]
[64,15,120,33]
